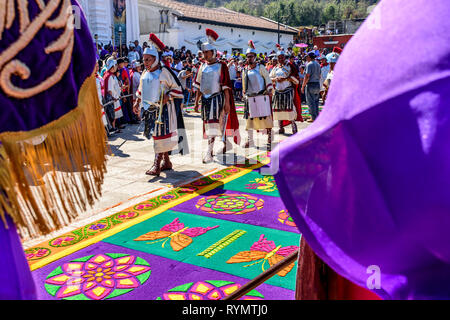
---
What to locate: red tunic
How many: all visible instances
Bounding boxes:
[297,238,382,300]
[219,61,241,145]
[103,70,114,97]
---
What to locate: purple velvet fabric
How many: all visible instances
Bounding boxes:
[0,1,95,299]
[0,215,37,300]
[272,0,450,300]
[0,0,96,133]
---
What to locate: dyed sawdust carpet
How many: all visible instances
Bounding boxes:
[27,153,302,300]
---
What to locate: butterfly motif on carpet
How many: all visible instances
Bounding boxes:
[134,218,219,252]
[226,234,298,276]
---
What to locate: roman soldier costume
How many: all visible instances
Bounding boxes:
[193,28,240,163]
[279,55,304,133]
[242,40,274,150]
[270,45,300,134]
[136,34,184,176]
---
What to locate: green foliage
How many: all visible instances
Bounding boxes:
[177,0,379,27]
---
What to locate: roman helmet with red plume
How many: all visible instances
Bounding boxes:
[333,46,343,54]
[246,40,257,55]
[144,33,167,68]
[149,33,166,52]
[201,28,219,56]
[276,43,285,56]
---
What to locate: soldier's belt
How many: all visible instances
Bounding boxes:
[143,100,160,110]
[246,90,268,98]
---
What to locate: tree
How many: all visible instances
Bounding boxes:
[297,0,322,26]
[322,1,339,24]
[340,0,358,20]
[197,0,379,27]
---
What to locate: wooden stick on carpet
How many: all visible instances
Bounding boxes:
[223,249,300,300]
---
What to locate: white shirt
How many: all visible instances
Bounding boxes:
[173,62,183,73]
[177,70,188,89]
[320,65,330,88]
[109,75,121,100]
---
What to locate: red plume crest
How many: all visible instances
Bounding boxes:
[205,28,219,42]
[248,40,255,49]
[333,46,343,54]
[149,33,166,52]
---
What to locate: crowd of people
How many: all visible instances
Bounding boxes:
[94,31,343,177]
[95,38,341,136]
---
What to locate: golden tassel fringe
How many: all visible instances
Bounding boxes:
[0,72,108,239]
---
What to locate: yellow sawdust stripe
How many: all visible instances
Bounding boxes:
[30,159,269,271]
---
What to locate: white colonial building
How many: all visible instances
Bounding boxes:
[138,0,298,54]
[77,0,297,54]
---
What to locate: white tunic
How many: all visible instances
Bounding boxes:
[320,65,330,91]
[108,75,123,119]
[96,76,108,126]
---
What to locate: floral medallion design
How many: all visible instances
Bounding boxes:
[88,223,107,231]
[190,179,212,187]
[157,280,264,300]
[115,211,139,221]
[225,167,240,174]
[49,236,78,248]
[25,247,51,261]
[134,202,156,211]
[245,176,278,193]
[44,253,151,300]
[196,194,264,215]
[177,187,198,194]
[277,210,297,227]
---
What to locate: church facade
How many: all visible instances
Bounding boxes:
[77,0,141,48]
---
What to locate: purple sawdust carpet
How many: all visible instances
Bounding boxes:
[31,165,301,300]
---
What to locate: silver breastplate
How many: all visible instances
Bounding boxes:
[247,67,265,95]
[274,65,292,91]
[200,63,221,98]
[275,65,290,79]
[141,69,162,106]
